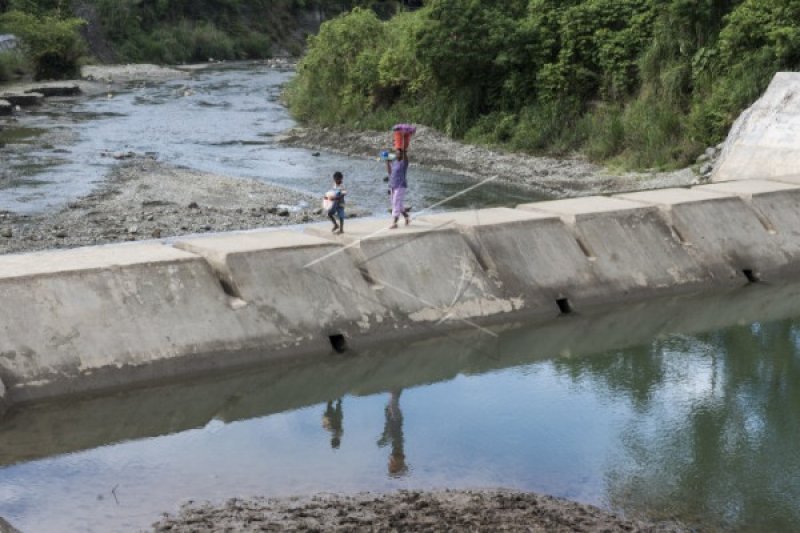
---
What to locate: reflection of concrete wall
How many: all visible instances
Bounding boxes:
[3,279,800,467]
[2,179,800,405]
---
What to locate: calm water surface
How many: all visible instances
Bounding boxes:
[0,63,541,214]
[1,282,800,532]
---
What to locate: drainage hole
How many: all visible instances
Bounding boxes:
[329,334,348,353]
[742,269,760,283]
[556,298,573,314]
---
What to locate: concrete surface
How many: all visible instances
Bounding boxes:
[175,229,387,339]
[518,196,715,303]
[713,72,800,182]
[308,218,519,323]
[619,187,790,280]
[4,177,800,406]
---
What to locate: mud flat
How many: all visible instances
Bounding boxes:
[282,125,700,198]
[152,490,685,532]
[0,157,322,255]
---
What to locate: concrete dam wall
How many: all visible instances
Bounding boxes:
[3,177,800,408]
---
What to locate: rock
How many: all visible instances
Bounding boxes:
[716,142,725,151]
[700,163,713,175]
[187,201,199,209]
[302,215,310,222]
[25,83,81,97]
[0,228,11,238]
[54,230,67,238]
[267,207,278,214]
[278,209,290,217]
[704,147,716,158]
[151,228,162,238]
[0,92,43,107]
[312,152,321,157]
[0,516,22,533]
[0,99,11,116]
[112,151,134,160]
[127,225,138,234]
[696,153,709,163]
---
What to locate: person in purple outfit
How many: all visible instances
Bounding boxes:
[386,148,410,229]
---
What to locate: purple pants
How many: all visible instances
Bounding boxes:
[391,187,407,218]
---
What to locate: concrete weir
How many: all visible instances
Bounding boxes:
[2,177,800,405]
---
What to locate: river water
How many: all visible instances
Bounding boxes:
[1,281,800,532]
[0,63,541,215]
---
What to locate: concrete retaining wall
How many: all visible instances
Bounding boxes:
[3,177,800,405]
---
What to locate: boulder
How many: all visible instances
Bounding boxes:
[0,99,11,116]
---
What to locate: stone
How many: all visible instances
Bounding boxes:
[25,83,81,97]
[0,99,11,116]
[267,207,278,214]
[696,153,709,163]
[151,228,162,238]
[0,228,11,238]
[278,209,290,217]
[128,226,139,235]
[55,230,67,238]
[187,201,199,209]
[700,163,713,175]
[0,92,43,107]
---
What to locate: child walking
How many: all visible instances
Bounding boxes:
[324,171,346,234]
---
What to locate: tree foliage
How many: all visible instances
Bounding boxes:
[289,0,800,169]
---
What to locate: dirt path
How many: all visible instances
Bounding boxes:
[281,125,703,198]
[152,490,686,532]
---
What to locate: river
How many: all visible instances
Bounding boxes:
[1,280,800,531]
[0,62,540,215]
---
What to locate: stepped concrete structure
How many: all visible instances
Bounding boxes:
[1,72,799,409]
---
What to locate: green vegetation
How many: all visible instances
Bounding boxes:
[287,0,800,169]
[0,0,378,79]
[0,2,85,80]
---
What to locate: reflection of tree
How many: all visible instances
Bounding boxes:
[378,389,408,477]
[321,399,343,449]
[551,342,669,412]
[554,320,800,530]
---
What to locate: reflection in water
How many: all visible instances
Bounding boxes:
[322,399,344,449]
[2,282,800,531]
[378,390,408,478]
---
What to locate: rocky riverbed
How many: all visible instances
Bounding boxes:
[281,125,705,198]
[152,490,686,532]
[0,156,322,255]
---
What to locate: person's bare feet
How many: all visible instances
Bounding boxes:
[388,223,398,229]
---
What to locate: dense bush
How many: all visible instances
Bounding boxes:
[0,9,85,79]
[289,0,800,170]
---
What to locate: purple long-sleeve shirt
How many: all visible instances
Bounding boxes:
[389,159,409,189]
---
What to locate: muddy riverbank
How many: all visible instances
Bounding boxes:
[281,125,701,198]
[152,490,685,532]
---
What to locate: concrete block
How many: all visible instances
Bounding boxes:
[417,208,592,315]
[0,243,270,400]
[619,187,788,279]
[174,229,386,338]
[306,218,517,323]
[518,196,715,303]
[696,180,800,264]
[713,73,800,182]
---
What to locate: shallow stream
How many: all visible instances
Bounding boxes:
[0,63,541,215]
[2,281,800,531]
